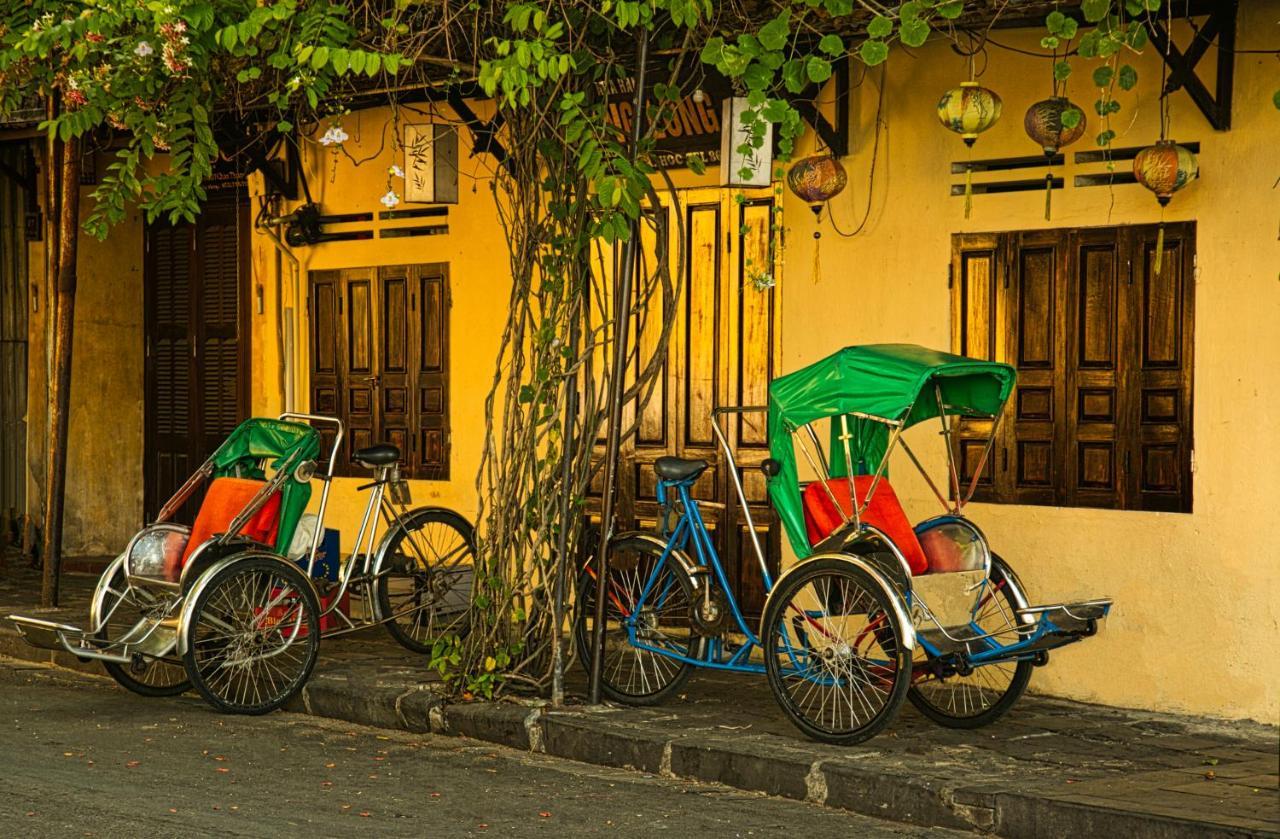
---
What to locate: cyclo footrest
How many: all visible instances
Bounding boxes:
[7,614,89,652]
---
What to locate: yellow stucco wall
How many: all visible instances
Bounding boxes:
[25,182,145,556]
[245,104,513,541]
[772,7,1279,723]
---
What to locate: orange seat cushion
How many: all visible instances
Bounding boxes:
[801,477,929,575]
[166,478,281,580]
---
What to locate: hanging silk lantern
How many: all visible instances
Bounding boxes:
[1133,140,1198,207]
[786,153,848,207]
[936,81,1002,147]
[1023,97,1086,156]
[938,81,1001,219]
[786,154,847,285]
[1023,97,1086,220]
[1134,140,1198,273]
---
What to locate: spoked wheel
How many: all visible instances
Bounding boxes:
[181,556,320,715]
[908,557,1033,728]
[93,557,191,697]
[375,509,476,654]
[575,535,699,706]
[763,557,911,745]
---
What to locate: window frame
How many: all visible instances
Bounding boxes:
[308,263,451,480]
[950,222,1194,513]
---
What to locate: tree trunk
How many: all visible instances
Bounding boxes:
[39,136,80,608]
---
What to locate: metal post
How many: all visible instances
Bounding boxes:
[589,30,649,705]
[551,270,583,708]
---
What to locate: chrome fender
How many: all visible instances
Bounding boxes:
[87,552,128,634]
[991,553,1034,624]
[762,551,917,652]
[175,551,311,657]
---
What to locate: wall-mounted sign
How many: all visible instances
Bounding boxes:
[601,69,732,170]
[720,97,773,188]
[404,124,459,204]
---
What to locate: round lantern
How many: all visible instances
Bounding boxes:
[1023,97,1087,157]
[936,81,1002,147]
[786,153,848,209]
[1133,140,1198,206]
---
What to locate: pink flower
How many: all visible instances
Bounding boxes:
[86,33,104,43]
[64,89,87,109]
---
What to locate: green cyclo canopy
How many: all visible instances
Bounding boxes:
[210,418,321,554]
[767,344,1015,559]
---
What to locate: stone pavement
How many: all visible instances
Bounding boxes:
[2,566,1276,838]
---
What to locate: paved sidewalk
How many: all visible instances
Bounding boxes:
[2,567,1276,838]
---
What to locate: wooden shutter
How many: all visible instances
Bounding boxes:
[146,223,195,519]
[950,233,1001,502]
[195,203,246,458]
[1129,222,1194,512]
[1064,226,1128,509]
[310,264,450,479]
[378,265,414,465]
[952,223,1193,512]
[309,270,343,463]
[1005,230,1069,506]
[412,265,450,480]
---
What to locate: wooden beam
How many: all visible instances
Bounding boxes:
[1145,1,1236,132]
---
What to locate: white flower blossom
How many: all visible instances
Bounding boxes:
[319,125,349,146]
[388,164,404,178]
[380,190,401,209]
[134,41,154,58]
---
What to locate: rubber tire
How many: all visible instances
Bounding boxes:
[574,535,698,706]
[375,508,476,654]
[763,557,912,746]
[907,557,1034,729]
[93,562,190,697]
[182,556,320,715]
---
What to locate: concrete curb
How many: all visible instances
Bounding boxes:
[3,625,1272,839]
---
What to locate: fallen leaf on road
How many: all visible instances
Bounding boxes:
[168,808,177,814]
[125,760,141,768]
[359,811,371,818]
[1205,771,1216,781]
[214,755,226,762]
[430,793,441,798]
[216,767,230,774]
[539,812,552,818]
[340,804,352,811]
[63,752,74,757]
[1203,758,1219,766]
[325,762,336,768]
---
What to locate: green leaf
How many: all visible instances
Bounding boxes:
[937,1,964,20]
[806,56,832,83]
[1273,89,1280,110]
[1081,0,1110,22]
[1046,10,1067,34]
[222,25,238,50]
[859,40,889,66]
[1054,60,1072,81]
[900,1,925,23]
[687,153,706,175]
[759,12,790,52]
[350,50,367,74]
[331,48,349,74]
[365,53,382,76]
[311,46,329,70]
[867,16,893,38]
[899,19,930,48]
[1060,108,1083,129]
[818,34,844,56]
[1117,64,1137,90]
[1041,36,1060,49]
[1092,65,1114,87]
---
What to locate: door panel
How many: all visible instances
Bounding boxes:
[145,198,248,522]
[597,187,781,619]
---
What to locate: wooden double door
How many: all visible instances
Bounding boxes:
[144,196,250,522]
[598,187,783,618]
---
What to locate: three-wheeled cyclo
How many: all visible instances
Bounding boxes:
[578,344,1112,744]
[9,414,474,714]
